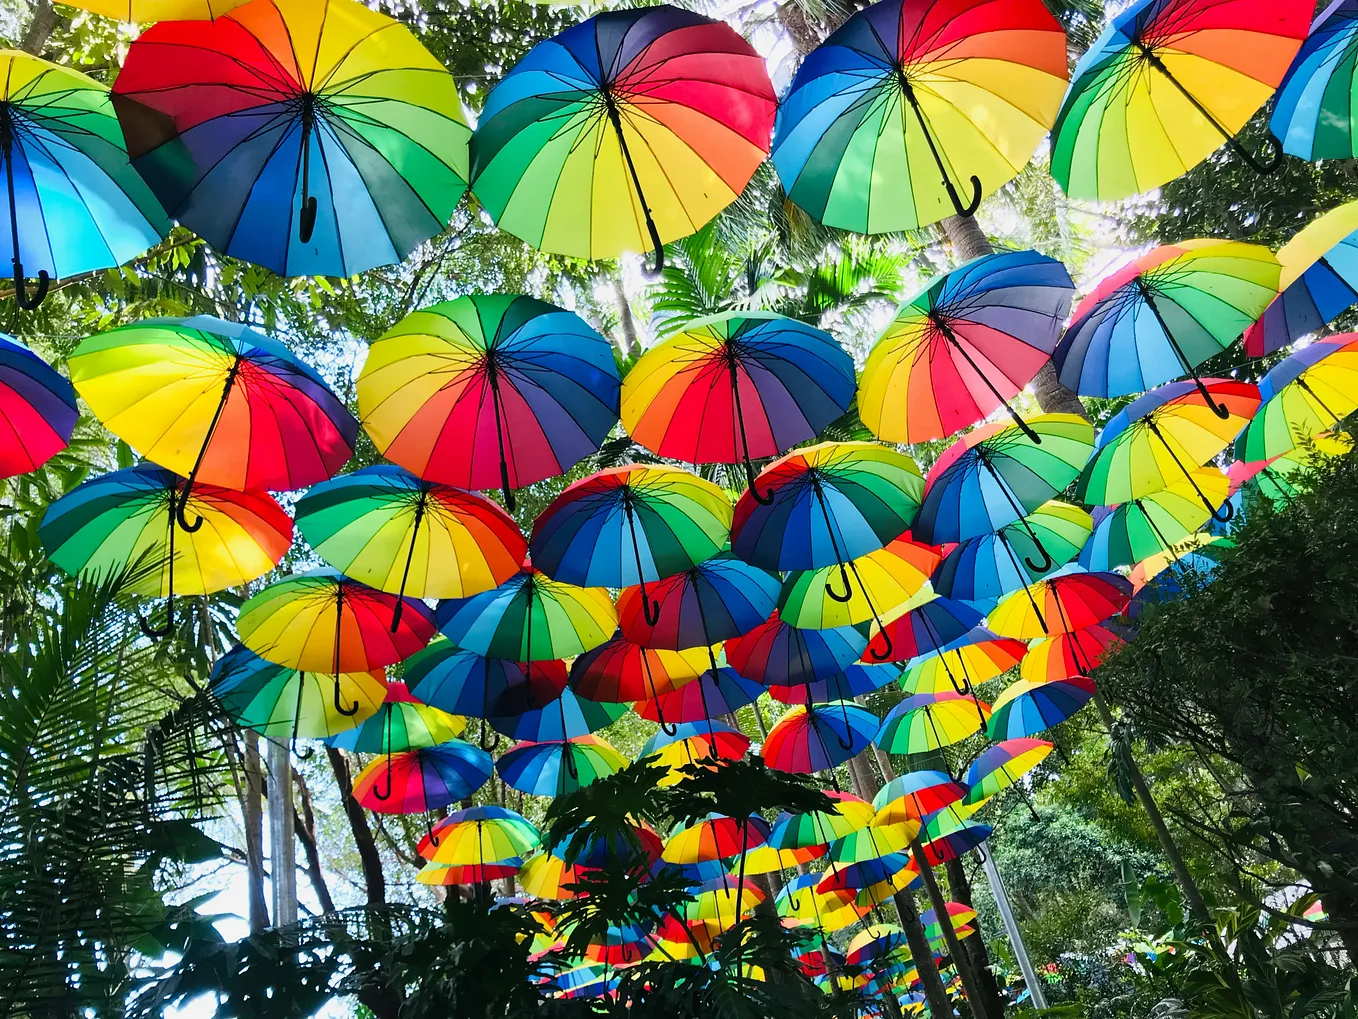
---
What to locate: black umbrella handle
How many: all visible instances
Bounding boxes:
[3,122,50,312]
[604,94,665,278]
[137,497,178,639]
[298,95,319,243]
[898,73,983,218]
[934,314,1040,443]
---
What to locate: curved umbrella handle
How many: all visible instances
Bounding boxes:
[640,585,662,626]
[333,675,360,717]
[12,261,49,311]
[824,563,854,604]
[642,217,665,280]
[1212,498,1235,524]
[1232,132,1284,176]
[952,174,984,218]
[299,195,318,244]
[743,457,774,506]
[1023,543,1054,574]
[295,741,316,761]
[500,458,516,514]
[835,702,854,751]
[564,747,579,781]
[867,632,894,662]
[427,813,441,848]
[136,593,175,639]
[372,752,394,800]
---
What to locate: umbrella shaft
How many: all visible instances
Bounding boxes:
[1145,419,1221,516]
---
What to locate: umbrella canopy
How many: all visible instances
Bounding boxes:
[352,740,493,813]
[767,792,875,849]
[872,770,966,825]
[621,312,854,488]
[569,635,708,703]
[875,691,990,753]
[487,687,627,743]
[1243,202,1358,356]
[1050,0,1310,202]
[328,681,465,753]
[618,552,779,650]
[769,663,899,705]
[469,5,775,267]
[779,535,940,630]
[112,0,468,278]
[964,738,1052,802]
[988,675,1096,739]
[663,814,770,864]
[209,643,385,739]
[239,570,435,673]
[862,595,986,665]
[1238,336,1358,461]
[421,805,541,865]
[725,611,867,685]
[1020,624,1129,683]
[846,925,909,967]
[0,335,77,476]
[404,639,567,718]
[764,701,879,773]
[899,632,1028,694]
[633,667,763,725]
[742,842,825,875]
[435,566,616,662]
[1054,241,1279,400]
[918,814,991,865]
[987,569,1133,638]
[418,862,522,887]
[496,736,628,798]
[1079,471,1227,571]
[638,720,750,778]
[69,316,356,510]
[520,853,593,900]
[861,249,1075,443]
[779,875,870,930]
[357,296,619,510]
[771,0,1067,231]
[680,877,767,925]
[1272,0,1358,161]
[827,822,917,865]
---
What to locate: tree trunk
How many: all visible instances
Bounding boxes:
[946,856,1009,1019]
[293,770,336,915]
[20,0,59,56]
[612,273,638,358]
[242,730,269,933]
[913,838,993,1019]
[327,747,386,905]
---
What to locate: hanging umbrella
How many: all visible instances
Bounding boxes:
[779,535,940,630]
[771,0,1068,231]
[846,925,909,967]
[530,466,731,625]
[776,873,866,927]
[988,676,1095,739]
[725,611,867,685]
[357,296,620,509]
[963,738,1052,803]
[1272,1,1358,161]
[767,792,875,850]
[581,925,653,967]
[618,552,779,650]
[69,316,356,528]
[0,52,167,309]
[112,0,469,278]
[352,740,493,813]
[861,595,985,666]
[638,720,750,781]
[742,842,825,875]
[633,667,763,724]
[0,335,76,476]
[913,415,1094,577]
[826,822,917,866]
[469,5,775,271]
[1054,241,1279,402]
[520,853,594,900]
[496,736,628,798]
[1079,470,1227,571]
[1049,0,1310,201]
[403,639,567,720]
[921,902,978,942]
[662,814,770,864]
[569,635,709,704]
[763,701,879,773]
[899,632,1028,695]
[1238,336,1358,461]
[296,466,525,629]
[621,312,854,494]
[769,663,899,705]
[1020,624,1129,684]
[1130,534,1229,591]
[41,463,291,636]
[680,877,767,926]
[861,249,1075,443]
[918,814,991,865]
[987,569,1132,639]
[872,770,966,826]
[328,681,465,756]
[931,501,1092,608]
[1077,379,1260,521]
[209,643,385,741]
[875,691,990,753]
[555,825,665,870]
[1243,202,1358,356]
[418,862,522,887]
[435,566,616,662]
[486,687,628,743]
[421,805,541,865]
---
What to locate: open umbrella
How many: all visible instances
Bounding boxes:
[861,249,1075,443]
[1054,241,1279,404]
[357,296,620,510]
[0,335,77,476]
[418,862,522,888]
[1020,624,1129,684]
[41,463,291,636]
[1050,0,1310,201]
[771,0,1067,231]
[633,667,763,725]
[663,814,770,864]
[767,792,874,850]
[862,595,985,669]
[917,815,991,865]
[1238,336,1358,461]
[875,691,990,753]
[618,552,779,650]
[621,312,854,494]
[638,720,750,781]
[352,740,493,813]
[496,736,628,798]
[763,701,879,773]
[1243,202,1358,356]
[872,769,966,825]
[469,5,775,271]
[987,569,1132,639]
[988,675,1095,739]
[899,631,1027,694]
[779,535,940,631]
[846,925,909,967]
[964,738,1052,803]
[1272,0,1358,161]
[69,316,355,530]
[1078,470,1227,571]
[421,805,541,866]
[296,465,526,629]
[486,687,627,743]
[569,635,708,704]
[769,662,899,704]
[112,0,469,277]
[725,611,867,685]
[403,639,567,720]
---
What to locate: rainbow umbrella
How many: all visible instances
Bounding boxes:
[1272,1,1358,160]
[663,814,770,864]
[112,0,469,278]
[638,720,750,781]
[913,415,1094,575]
[862,595,986,666]
[550,965,615,999]
[1244,202,1358,356]
[581,925,653,967]
[1054,241,1279,402]
[403,639,567,719]
[435,566,616,662]
[987,569,1132,639]
[69,316,355,525]
[295,466,525,627]
[725,611,867,685]
[496,735,628,798]
[487,687,627,743]
[1077,379,1261,521]
[1050,0,1310,201]
[1079,471,1227,571]
[875,691,990,753]
[328,681,465,754]
[469,5,775,270]
[357,296,620,510]
[680,877,767,926]
[1130,533,1230,591]
[1238,336,1358,461]
[826,822,917,866]
[520,853,593,900]
[769,663,899,705]
[418,862,522,887]
[763,701,879,773]
[964,738,1052,803]
[872,770,966,826]
[988,676,1095,739]
[776,874,867,928]
[0,52,167,309]
[41,463,291,636]
[569,635,708,704]
[1021,625,1129,683]
[555,825,664,870]
[0,335,76,476]
[861,250,1075,444]
[621,312,854,493]
[779,535,940,630]
[823,854,920,901]
[846,925,909,967]
[421,805,541,866]
[352,740,493,813]
[771,0,1067,231]
[530,466,731,624]
[899,632,1028,695]
[767,792,874,850]
[918,814,991,865]
[633,667,763,725]
[742,842,825,875]
[208,643,385,741]
[921,902,978,941]
[618,552,778,650]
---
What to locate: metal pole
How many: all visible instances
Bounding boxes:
[979,846,1046,1009]
[268,739,297,927]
